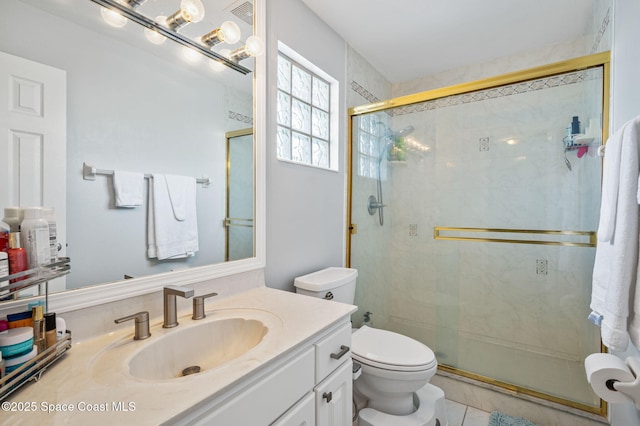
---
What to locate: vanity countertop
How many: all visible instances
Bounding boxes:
[1,287,356,425]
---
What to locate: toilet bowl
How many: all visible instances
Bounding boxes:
[352,326,437,416]
[293,267,448,425]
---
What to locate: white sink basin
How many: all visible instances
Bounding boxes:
[127,317,268,380]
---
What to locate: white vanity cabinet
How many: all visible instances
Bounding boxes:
[177,318,353,426]
[313,322,353,425]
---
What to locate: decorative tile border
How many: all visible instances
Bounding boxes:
[351,81,380,104]
[229,110,253,124]
[591,7,611,54]
[391,67,603,116]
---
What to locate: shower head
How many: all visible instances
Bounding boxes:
[392,125,415,138]
[377,125,415,162]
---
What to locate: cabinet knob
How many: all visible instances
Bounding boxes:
[323,392,333,403]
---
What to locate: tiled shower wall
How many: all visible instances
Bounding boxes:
[347,0,611,411]
[383,69,602,406]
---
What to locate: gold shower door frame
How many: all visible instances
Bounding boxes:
[346,52,610,416]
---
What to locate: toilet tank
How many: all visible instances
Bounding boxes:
[294,267,358,304]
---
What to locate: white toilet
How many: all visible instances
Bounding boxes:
[294,267,448,426]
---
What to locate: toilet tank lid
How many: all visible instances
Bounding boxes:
[293,267,358,291]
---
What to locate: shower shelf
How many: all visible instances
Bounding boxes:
[565,143,592,151]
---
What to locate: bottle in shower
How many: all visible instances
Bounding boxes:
[20,207,50,269]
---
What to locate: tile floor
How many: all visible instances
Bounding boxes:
[446,399,492,426]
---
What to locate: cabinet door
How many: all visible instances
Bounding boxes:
[271,392,315,426]
[315,360,352,426]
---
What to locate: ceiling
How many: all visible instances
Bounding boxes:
[301,0,595,83]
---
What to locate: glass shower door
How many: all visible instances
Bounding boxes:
[348,58,606,412]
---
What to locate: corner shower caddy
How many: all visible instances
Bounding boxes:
[0,258,72,401]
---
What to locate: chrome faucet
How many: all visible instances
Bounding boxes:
[163,285,194,328]
[192,292,218,320]
[115,311,151,340]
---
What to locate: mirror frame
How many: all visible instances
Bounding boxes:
[2,0,266,314]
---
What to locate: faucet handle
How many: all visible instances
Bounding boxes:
[192,292,218,320]
[115,311,151,340]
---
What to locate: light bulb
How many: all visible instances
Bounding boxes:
[100,7,127,28]
[229,36,265,62]
[181,0,205,23]
[209,58,225,72]
[166,0,205,31]
[220,21,241,44]
[201,21,241,47]
[181,46,201,63]
[145,16,167,44]
[245,35,265,57]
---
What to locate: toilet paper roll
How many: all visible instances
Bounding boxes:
[585,353,635,403]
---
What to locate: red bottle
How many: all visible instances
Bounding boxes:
[7,232,27,283]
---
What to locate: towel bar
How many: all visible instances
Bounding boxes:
[82,162,211,187]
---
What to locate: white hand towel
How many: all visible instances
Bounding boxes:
[113,171,144,208]
[590,116,640,351]
[147,174,199,260]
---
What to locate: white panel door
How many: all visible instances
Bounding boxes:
[0,50,66,293]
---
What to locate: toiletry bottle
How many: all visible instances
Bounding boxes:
[44,313,56,349]
[43,207,58,262]
[32,306,46,354]
[21,207,50,269]
[0,219,9,253]
[7,233,28,283]
[571,116,580,135]
[2,207,22,233]
[0,351,5,387]
[0,252,8,298]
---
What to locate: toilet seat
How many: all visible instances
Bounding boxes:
[352,326,437,372]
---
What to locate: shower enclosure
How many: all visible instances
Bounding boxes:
[347,53,609,414]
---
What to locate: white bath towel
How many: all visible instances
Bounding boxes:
[113,171,144,208]
[590,116,640,351]
[147,174,199,260]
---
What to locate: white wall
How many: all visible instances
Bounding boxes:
[608,0,640,424]
[264,0,348,291]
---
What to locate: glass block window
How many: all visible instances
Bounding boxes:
[356,114,387,179]
[277,53,331,169]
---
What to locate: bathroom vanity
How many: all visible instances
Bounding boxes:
[1,287,356,425]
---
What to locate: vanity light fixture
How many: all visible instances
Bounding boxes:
[200,21,242,47]
[145,16,168,44]
[166,0,206,32]
[181,46,201,63]
[123,0,148,8]
[90,0,252,74]
[229,35,265,62]
[100,6,127,28]
[209,58,226,72]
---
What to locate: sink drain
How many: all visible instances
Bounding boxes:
[181,366,201,376]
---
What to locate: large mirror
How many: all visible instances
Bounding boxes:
[0,0,260,297]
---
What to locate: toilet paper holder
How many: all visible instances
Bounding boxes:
[612,357,640,409]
